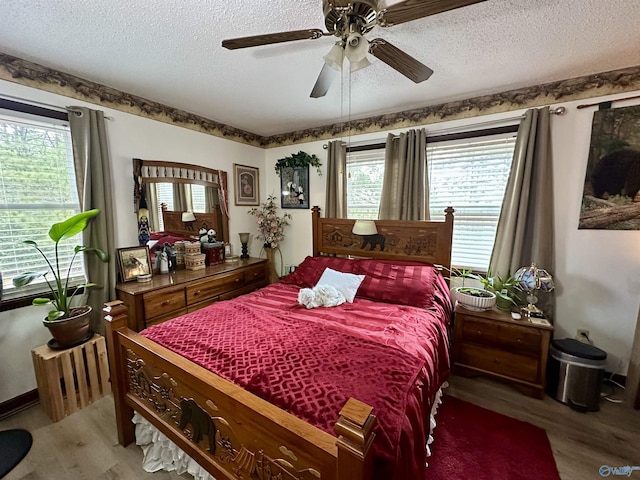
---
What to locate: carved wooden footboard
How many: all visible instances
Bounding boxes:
[105,301,376,480]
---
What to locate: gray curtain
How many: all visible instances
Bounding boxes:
[68,107,116,335]
[173,183,193,212]
[378,128,429,220]
[489,107,555,318]
[325,140,347,218]
[144,183,160,231]
[205,186,218,213]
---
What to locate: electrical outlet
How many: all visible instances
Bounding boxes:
[576,329,592,344]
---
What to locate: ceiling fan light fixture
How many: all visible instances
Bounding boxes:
[323,42,345,71]
[350,56,371,72]
[344,32,369,63]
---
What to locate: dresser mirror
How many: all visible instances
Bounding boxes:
[133,158,230,243]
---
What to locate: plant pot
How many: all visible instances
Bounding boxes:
[43,305,92,348]
[453,287,496,311]
[495,295,513,311]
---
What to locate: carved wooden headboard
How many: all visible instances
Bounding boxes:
[161,204,224,240]
[311,206,454,270]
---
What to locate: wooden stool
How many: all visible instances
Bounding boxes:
[31,335,111,422]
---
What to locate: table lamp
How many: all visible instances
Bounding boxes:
[238,232,250,259]
[181,211,196,231]
[514,263,554,317]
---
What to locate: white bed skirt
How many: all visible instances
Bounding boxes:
[132,382,448,479]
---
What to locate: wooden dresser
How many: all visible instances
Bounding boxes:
[453,304,553,398]
[116,258,268,331]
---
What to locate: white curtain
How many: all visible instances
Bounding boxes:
[378,128,429,220]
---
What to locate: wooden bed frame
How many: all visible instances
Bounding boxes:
[104,206,454,480]
[160,204,227,243]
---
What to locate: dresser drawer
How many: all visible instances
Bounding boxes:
[243,263,267,284]
[143,287,186,319]
[459,343,539,383]
[186,271,244,304]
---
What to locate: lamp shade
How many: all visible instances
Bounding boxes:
[323,42,345,71]
[352,220,377,235]
[514,263,555,293]
[181,211,196,222]
[238,232,250,243]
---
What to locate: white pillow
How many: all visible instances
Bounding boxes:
[316,267,365,303]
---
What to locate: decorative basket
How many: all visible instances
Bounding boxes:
[174,241,186,254]
[184,242,201,255]
[185,253,206,271]
[176,253,185,266]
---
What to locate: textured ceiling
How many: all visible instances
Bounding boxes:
[1,0,640,136]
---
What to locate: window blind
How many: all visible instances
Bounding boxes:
[0,112,84,296]
[346,149,385,219]
[428,133,516,271]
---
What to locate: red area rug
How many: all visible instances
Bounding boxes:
[428,395,560,480]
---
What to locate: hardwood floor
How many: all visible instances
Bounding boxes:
[1,374,638,480]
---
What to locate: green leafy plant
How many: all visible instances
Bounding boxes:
[469,271,521,308]
[12,209,109,321]
[274,151,322,175]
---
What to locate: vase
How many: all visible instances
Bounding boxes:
[263,246,280,284]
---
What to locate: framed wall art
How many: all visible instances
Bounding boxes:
[117,246,152,282]
[280,165,309,209]
[234,164,260,206]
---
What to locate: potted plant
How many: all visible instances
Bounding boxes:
[445,267,497,311]
[13,209,109,347]
[274,151,322,175]
[470,271,521,311]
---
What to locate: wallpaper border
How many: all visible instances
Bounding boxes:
[2,52,640,148]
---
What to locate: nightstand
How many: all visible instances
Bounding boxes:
[453,304,554,398]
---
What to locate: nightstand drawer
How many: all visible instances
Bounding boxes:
[186,271,244,303]
[497,325,540,354]
[460,344,539,383]
[143,287,186,319]
[461,317,499,345]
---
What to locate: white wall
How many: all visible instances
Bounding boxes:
[0,79,266,402]
[265,94,640,375]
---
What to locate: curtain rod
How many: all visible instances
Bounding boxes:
[322,106,566,148]
[0,94,114,120]
[577,94,640,109]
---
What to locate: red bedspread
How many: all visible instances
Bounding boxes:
[142,276,452,480]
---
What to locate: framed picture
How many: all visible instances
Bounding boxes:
[233,164,260,206]
[117,246,152,282]
[280,165,309,209]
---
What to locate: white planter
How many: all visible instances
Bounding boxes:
[453,287,496,311]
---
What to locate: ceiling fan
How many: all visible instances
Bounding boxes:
[222,0,486,98]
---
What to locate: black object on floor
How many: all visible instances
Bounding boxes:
[0,429,33,478]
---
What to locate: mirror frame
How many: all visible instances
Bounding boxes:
[133,158,230,242]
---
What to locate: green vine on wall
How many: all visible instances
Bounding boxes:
[274,151,322,175]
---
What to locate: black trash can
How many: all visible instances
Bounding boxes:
[546,338,607,412]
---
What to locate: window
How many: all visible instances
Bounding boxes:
[153,183,207,232]
[428,133,517,271]
[346,149,385,219]
[346,129,517,271]
[0,107,83,299]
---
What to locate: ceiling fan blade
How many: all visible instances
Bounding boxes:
[222,29,326,50]
[310,63,338,98]
[369,39,433,83]
[378,0,487,27]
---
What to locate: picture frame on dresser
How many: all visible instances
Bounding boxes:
[233,164,260,206]
[116,246,152,282]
